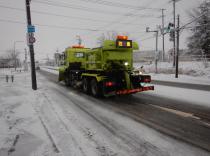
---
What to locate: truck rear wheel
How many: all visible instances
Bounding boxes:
[91,79,98,96]
[91,78,104,97]
[83,78,90,93]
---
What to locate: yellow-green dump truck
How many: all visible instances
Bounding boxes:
[59,36,154,97]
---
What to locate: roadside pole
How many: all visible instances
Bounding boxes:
[146,27,159,73]
[155,30,159,74]
[175,15,180,78]
[173,0,176,67]
[161,9,166,61]
[25,0,37,90]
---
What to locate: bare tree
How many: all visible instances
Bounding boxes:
[6,49,21,69]
[97,31,119,46]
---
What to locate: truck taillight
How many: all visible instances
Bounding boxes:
[105,82,114,87]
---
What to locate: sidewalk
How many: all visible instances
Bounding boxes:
[0,71,59,156]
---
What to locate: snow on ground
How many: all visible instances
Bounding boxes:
[134,61,210,85]
[0,69,60,156]
[0,68,210,156]
[36,71,210,156]
[150,74,210,85]
[144,84,210,108]
[40,66,59,75]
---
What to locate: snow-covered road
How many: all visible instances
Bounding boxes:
[0,69,210,156]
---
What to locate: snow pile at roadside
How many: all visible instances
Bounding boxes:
[134,61,210,78]
[150,74,210,85]
[42,66,59,70]
[40,66,59,75]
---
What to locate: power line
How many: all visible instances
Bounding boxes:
[66,0,162,11]
[0,5,157,26]
[136,31,163,42]
[33,0,128,16]
[0,18,100,31]
[136,12,207,43]
[0,18,148,33]
[33,0,161,17]
[180,11,209,30]
[0,18,26,25]
[75,0,161,42]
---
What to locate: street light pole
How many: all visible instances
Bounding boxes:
[14,41,24,71]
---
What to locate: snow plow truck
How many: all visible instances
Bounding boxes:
[59,35,154,97]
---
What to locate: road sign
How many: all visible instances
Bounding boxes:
[27,25,35,33]
[29,36,36,44]
[27,33,36,45]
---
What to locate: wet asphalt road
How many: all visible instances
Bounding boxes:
[38,69,210,152]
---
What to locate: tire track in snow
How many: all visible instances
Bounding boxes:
[33,91,86,156]
[50,85,169,156]
[41,92,87,156]
[32,99,60,154]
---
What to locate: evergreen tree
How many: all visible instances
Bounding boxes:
[188,1,210,58]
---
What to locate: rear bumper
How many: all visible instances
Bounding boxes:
[116,86,154,95]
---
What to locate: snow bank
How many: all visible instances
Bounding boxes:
[134,61,210,78]
[150,74,210,85]
[40,66,59,75]
[134,61,210,85]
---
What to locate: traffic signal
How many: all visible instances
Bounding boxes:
[169,30,175,42]
[168,23,174,29]
[167,22,174,33]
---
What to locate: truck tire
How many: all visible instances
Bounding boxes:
[91,78,104,97]
[90,78,98,96]
[83,78,90,93]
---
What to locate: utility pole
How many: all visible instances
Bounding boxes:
[175,15,180,78]
[173,0,176,67]
[146,27,159,73]
[25,0,37,90]
[161,9,166,61]
[155,30,159,73]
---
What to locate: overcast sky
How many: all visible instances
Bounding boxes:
[0,0,206,61]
